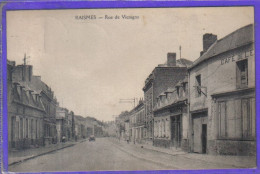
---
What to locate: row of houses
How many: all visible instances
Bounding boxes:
[116,24,255,156]
[7,58,100,150]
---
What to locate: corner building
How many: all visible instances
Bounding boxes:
[188,24,255,155]
[143,53,192,144]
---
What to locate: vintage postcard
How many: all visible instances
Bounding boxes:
[1,2,258,173]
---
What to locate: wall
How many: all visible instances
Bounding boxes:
[190,43,255,141]
[189,42,255,155]
[153,67,187,106]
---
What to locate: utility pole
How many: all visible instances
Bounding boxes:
[179,45,182,59]
[23,53,30,65]
[119,98,137,108]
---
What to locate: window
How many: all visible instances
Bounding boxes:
[183,83,186,93]
[31,119,34,139]
[236,59,248,88]
[19,118,23,139]
[195,75,201,97]
[218,102,226,137]
[176,87,180,97]
[36,120,38,139]
[218,98,255,139]
[26,119,28,138]
[163,120,166,136]
[242,98,255,138]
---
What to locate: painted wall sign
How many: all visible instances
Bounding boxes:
[220,49,254,65]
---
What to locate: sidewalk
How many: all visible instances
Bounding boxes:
[137,141,256,168]
[110,138,256,169]
[9,139,86,166]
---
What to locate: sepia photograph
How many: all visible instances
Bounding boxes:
[4,5,256,172]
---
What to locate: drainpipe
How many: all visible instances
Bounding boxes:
[188,71,192,153]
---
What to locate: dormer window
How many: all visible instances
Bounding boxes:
[183,83,186,93]
[176,86,180,97]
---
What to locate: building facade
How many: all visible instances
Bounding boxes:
[129,100,145,144]
[11,62,58,146]
[153,77,189,151]
[8,61,45,150]
[56,106,69,142]
[188,24,255,155]
[143,53,192,144]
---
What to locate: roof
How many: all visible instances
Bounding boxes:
[162,58,193,67]
[165,87,175,93]
[176,58,193,67]
[189,24,254,70]
[175,81,182,87]
[183,76,188,83]
[159,92,166,96]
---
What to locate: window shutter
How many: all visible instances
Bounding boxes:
[236,63,241,88]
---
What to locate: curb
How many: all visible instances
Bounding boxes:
[110,140,180,170]
[109,139,254,169]
[8,143,76,166]
[140,145,187,157]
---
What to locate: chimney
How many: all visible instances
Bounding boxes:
[203,33,217,52]
[167,53,176,67]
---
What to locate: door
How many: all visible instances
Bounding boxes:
[171,115,182,148]
[171,117,175,146]
[202,124,207,154]
[193,117,201,153]
[174,116,181,148]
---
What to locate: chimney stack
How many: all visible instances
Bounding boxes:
[203,33,217,52]
[167,53,176,67]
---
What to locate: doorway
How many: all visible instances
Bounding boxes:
[171,115,182,148]
[192,112,208,153]
[202,124,207,154]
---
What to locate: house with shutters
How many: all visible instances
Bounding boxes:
[188,24,255,155]
[9,59,58,148]
[153,76,189,151]
[8,60,45,150]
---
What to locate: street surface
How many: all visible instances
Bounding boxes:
[9,138,172,172]
[9,137,256,172]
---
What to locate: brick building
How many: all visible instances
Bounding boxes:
[153,76,189,151]
[188,24,255,155]
[143,53,192,144]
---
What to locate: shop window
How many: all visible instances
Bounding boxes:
[195,75,201,97]
[218,102,226,137]
[218,98,255,139]
[236,59,248,88]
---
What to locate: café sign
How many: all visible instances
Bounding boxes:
[220,49,254,65]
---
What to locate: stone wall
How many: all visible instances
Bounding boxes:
[208,140,256,156]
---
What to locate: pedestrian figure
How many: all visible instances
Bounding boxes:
[62,136,66,143]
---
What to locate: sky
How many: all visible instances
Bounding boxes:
[6,7,254,121]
